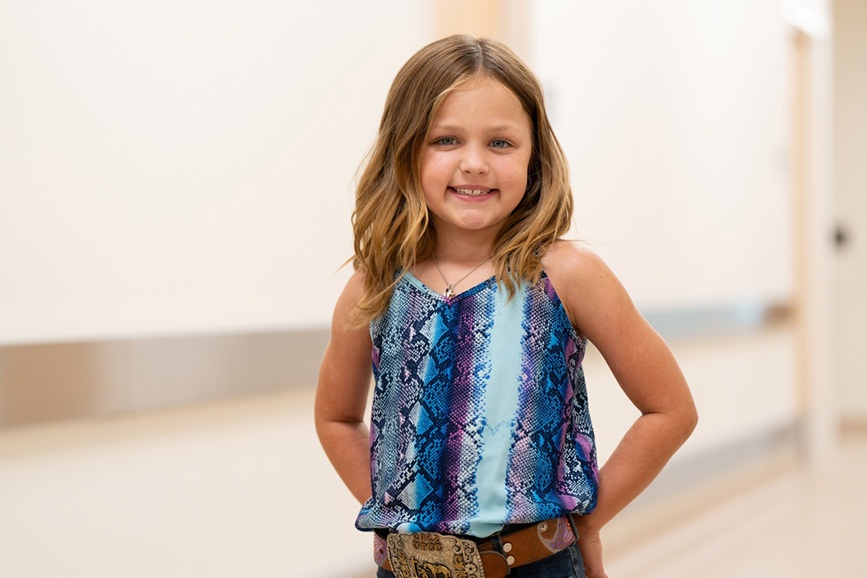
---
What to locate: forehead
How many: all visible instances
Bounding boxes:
[430,75,530,131]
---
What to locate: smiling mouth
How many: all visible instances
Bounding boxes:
[450,187,494,197]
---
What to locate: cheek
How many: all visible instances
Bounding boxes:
[420,150,448,172]
[420,157,444,195]
[499,157,531,189]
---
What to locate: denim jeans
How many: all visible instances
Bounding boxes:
[375,542,585,578]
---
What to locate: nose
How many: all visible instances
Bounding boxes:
[459,143,489,174]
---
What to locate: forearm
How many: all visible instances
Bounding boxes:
[579,409,696,531]
[316,419,373,504]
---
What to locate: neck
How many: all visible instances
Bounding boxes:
[432,230,497,264]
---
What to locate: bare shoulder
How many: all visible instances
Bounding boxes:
[326,268,372,346]
[541,240,634,339]
[542,240,609,277]
[541,240,621,302]
[340,268,367,301]
[333,269,367,319]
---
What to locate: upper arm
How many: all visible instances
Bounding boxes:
[315,270,374,427]
[544,243,695,419]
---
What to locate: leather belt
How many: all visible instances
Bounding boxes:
[379,516,576,577]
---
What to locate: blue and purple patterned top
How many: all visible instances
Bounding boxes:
[355,271,598,538]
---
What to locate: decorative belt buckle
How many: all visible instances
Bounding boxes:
[386,532,485,578]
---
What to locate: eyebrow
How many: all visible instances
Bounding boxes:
[429,124,523,133]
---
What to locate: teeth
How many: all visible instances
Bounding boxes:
[453,188,491,196]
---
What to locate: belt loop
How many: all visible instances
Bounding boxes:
[490,531,504,554]
[566,513,581,542]
[488,533,512,576]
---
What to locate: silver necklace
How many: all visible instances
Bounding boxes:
[432,253,492,299]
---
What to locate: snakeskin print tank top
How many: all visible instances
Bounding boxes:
[355,271,598,538]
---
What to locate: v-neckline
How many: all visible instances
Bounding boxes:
[402,270,496,303]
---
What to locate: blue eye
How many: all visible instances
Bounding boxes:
[435,136,458,146]
[490,139,511,148]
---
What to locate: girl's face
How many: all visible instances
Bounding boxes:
[420,75,533,243]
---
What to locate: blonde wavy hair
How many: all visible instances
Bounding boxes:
[351,34,573,324]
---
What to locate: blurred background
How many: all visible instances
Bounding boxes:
[0,0,864,576]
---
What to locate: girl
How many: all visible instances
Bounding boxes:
[315,35,697,578]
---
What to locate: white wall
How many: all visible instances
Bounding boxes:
[0,1,432,345]
[531,0,793,309]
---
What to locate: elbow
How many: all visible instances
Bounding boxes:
[313,411,327,443]
[660,394,698,448]
[680,401,699,443]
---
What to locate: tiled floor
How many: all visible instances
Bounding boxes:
[606,434,867,578]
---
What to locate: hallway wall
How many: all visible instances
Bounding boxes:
[0,1,845,576]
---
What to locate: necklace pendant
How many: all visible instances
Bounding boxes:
[443,286,455,299]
